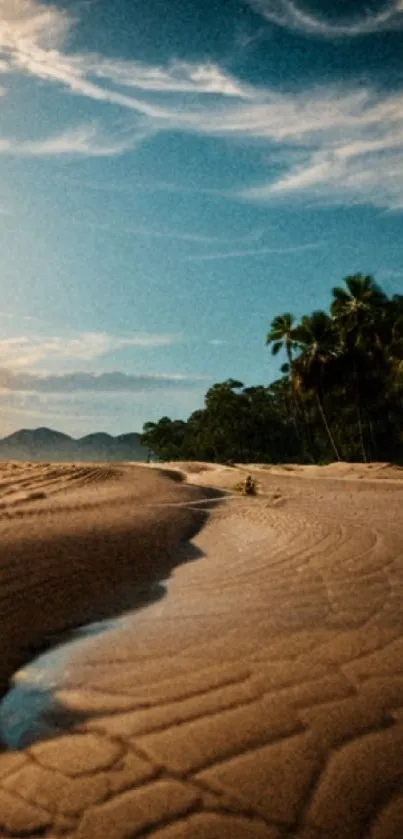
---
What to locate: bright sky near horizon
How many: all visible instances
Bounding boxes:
[1,0,403,436]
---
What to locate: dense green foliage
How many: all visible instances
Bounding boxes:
[141,275,403,464]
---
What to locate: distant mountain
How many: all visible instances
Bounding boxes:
[0,427,148,463]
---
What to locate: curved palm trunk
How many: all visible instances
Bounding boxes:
[355,395,367,462]
[293,389,317,462]
[316,391,342,461]
[300,400,318,463]
[287,345,315,462]
[367,414,378,460]
[353,359,368,463]
[286,345,300,437]
[287,345,316,462]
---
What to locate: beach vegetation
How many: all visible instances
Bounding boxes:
[141,274,403,464]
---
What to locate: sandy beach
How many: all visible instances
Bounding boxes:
[0,459,403,837]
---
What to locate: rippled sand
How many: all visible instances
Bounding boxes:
[0,459,403,838]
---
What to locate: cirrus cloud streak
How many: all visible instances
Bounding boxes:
[0,369,205,394]
[1,1,403,210]
[0,331,181,368]
[247,0,403,38]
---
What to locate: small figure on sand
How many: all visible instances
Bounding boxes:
[242,474,256,496]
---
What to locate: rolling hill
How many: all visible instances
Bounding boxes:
[0,427,148,462]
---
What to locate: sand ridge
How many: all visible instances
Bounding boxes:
[0,460,403,836]
[0,461,217,699]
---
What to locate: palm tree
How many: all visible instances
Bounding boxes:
[331,272,386,312]
[386,303,403,388]
[331,273,387,350]
[292,311,342,461]
[331,274,388,461]
[266,313,298,368]
[265,312,313,455]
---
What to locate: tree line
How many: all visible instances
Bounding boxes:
[141,274,403,464]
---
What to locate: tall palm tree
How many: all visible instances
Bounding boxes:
[331,274,387,461]
[386,304,403,386]
[265,312,313,455]
[331,274,387,351]
[266,313,298,368]
[292,310,342,461]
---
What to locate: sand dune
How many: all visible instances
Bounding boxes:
[0,462,215,697]
[0,460,403,837]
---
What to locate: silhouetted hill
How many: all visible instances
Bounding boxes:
[0,428,147,462]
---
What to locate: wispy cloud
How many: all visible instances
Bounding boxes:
[0,331,180,368]
[0,369,206,393]
[72,219,248,243]
[52,174,225,197]
[0,0,254,109]
[247,0,403,38]
[0,0,70,51]
[183,242,319,261]
[221,87,403,209]
[0,0,257,157]
[0,328,202,397]
[2,1,403,210]
[71,218,269,244]
[0,124,143,157]
[185,88,372,141]
[92,59,253,98]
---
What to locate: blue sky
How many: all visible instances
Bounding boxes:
[1,0,403,436]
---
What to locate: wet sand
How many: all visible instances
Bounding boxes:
[0,460,403,838]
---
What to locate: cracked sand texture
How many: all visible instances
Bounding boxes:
[0,460,403,837]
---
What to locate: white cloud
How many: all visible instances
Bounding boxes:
[92,59,253,98]
[0,0,256,156]
[0,331,180,368]
[183,242,319,261]
[179,87,391,142]
[0,368,205,393]
[1,1,403,209]
[247,0,403,38]
[0,123,144,157]
[70,217,268,244]
[0,0,70,50]
[242,146,403,208]
[226,87,403,209]
[0,0,253,109]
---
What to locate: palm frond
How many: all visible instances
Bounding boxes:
[271,341,283,356]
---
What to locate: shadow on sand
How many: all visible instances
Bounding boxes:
[0,487,225,750]
[0,581,170,749]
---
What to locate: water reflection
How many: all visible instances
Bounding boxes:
[0,581,166,749]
